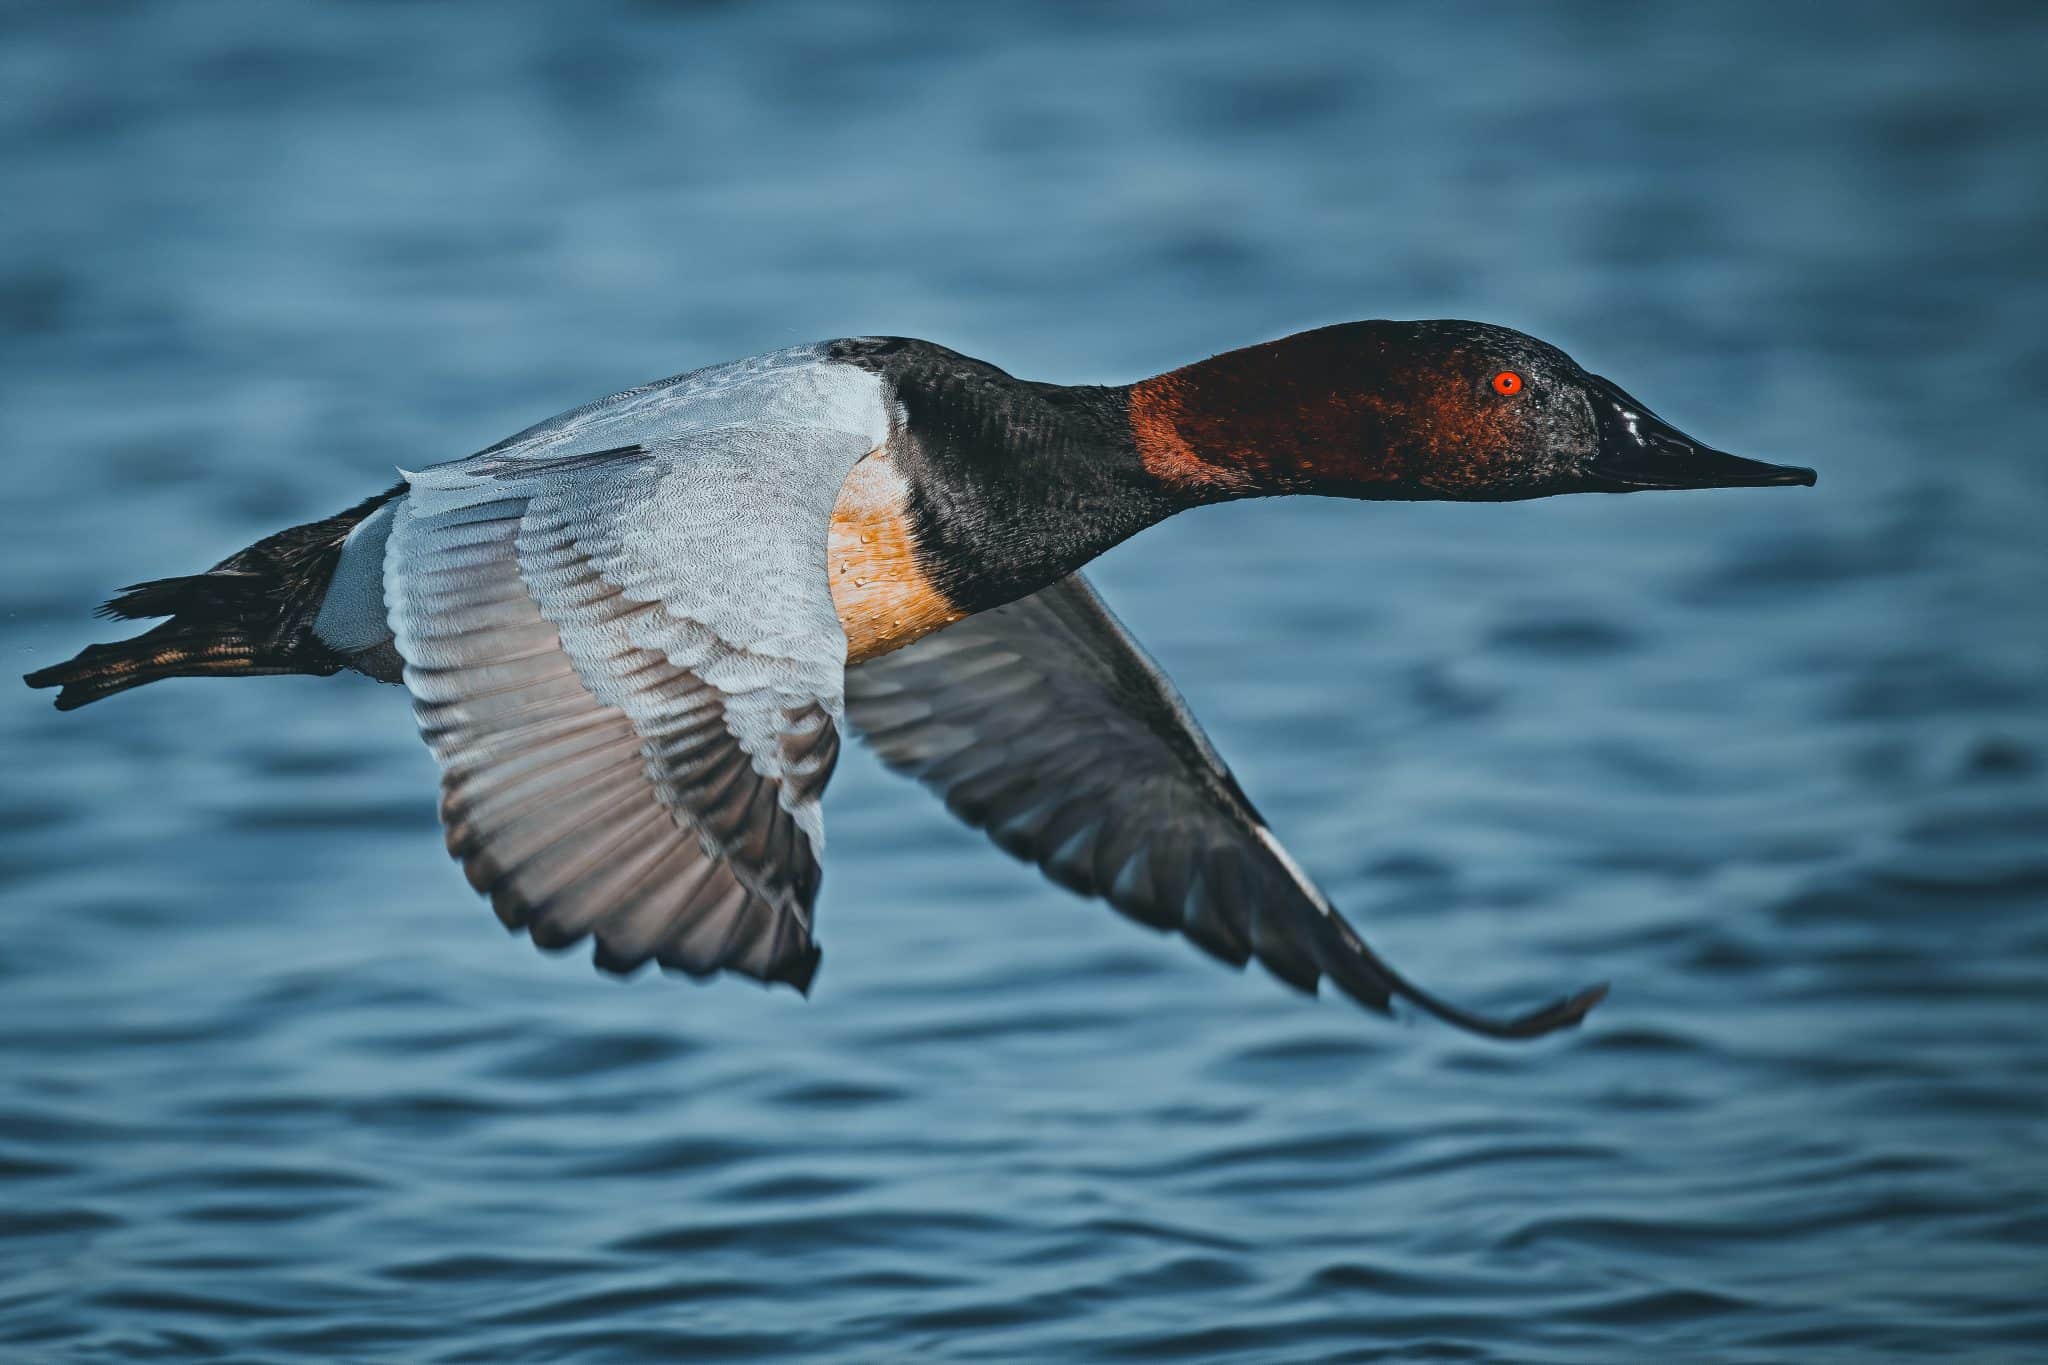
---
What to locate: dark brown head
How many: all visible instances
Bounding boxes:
[1129,320,1815,503]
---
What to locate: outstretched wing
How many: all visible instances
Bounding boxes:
[385,348,888,989]
[844,573,1606,1038]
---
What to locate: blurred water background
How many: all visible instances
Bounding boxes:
[3,2,2045,1360]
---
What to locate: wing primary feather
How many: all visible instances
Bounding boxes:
[846,572,1609,1040]
[1319,913,1610,1038]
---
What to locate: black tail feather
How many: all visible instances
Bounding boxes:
[94,571,269,623]
[25,482,405,711]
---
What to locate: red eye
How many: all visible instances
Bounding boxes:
[1492,370,1524,396]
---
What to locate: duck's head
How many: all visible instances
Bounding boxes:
[1129,320,1816,503]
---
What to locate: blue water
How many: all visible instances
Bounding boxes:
[4,2,2045,1360]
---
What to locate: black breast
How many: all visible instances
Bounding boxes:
[826,337,1181,614]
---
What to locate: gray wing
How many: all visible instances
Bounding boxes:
[844,573,1606,1038]
[385,352,887,990]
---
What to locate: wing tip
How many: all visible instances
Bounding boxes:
[1412,978,1610,1041]
[1506,980,1610,1037]
[781,945,822,996]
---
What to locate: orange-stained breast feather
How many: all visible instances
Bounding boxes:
[828,448,965,665]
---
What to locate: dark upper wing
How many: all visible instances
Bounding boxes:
[843,573,1606,1038]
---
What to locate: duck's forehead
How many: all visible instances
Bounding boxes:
[1482,328,1580,375]
[1418,321,1571,367]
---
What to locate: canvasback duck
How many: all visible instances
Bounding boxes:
[26,321,1814,1039]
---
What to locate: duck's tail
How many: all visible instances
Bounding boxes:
[24,483,405,711]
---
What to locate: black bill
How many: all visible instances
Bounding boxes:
[1585,374,1816,491]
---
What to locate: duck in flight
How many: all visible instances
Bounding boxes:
[26,321,1814,1040]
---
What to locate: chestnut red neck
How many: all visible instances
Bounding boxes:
[1126,320,1522,503]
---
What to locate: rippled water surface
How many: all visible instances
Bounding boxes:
[4,3,2046,1360]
